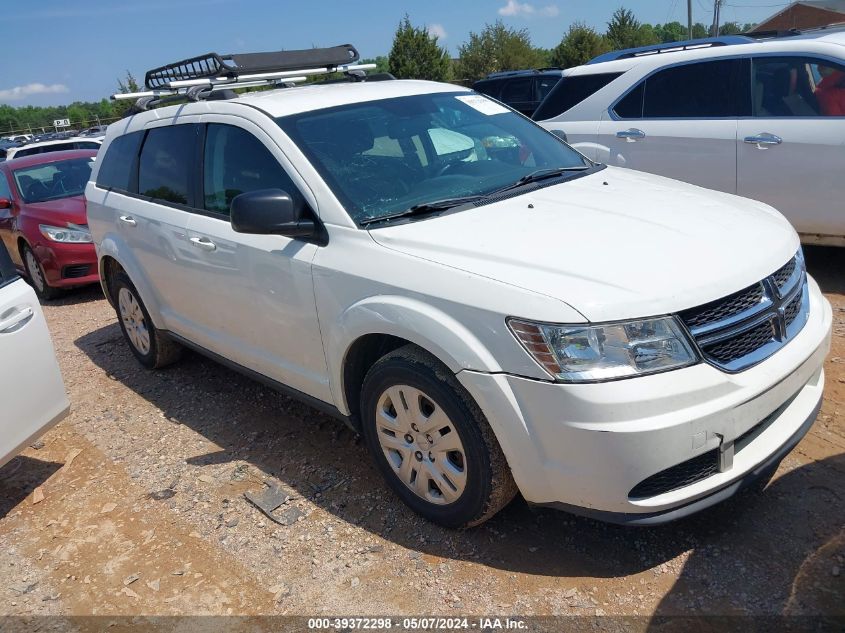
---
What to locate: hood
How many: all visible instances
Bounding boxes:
[23,195,88,226]
[368,167,799,322]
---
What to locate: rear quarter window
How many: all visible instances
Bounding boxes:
[533,72,623,120]
[138,125,198,205]
[96,131,144,192]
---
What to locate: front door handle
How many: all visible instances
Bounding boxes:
[616,128,645,140]
[119,215,137,226]
[744,133,782,147]
[189,236,217,252]
[0,306,34,333]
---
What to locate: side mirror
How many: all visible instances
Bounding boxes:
[550,129,568,143]
[230,189,315,238]
[0,198,11,210]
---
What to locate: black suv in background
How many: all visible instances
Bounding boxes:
[472,69,563,117]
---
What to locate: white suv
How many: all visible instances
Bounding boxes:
[535,30,845,247]
[86,46,832,528]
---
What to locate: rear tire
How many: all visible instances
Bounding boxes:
[360,344,517,528]
[110,271,182,369]
[22,244,62,301]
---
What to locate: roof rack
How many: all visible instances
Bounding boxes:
[484,67,562,79]
[587,35,753,64]
[113,44,379,110]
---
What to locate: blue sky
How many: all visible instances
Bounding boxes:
[2,0,786,106]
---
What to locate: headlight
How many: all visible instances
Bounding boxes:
[509,316,698,382]
[39,224,92,243]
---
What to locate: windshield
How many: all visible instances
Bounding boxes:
[13,157,94,203]
[276,91,591,224]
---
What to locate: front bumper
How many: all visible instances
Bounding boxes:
[458,276,832,523]
[33,240,99,288]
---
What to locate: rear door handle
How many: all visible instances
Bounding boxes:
[744,133,782,147]
[616,128,645,140]
[0,306,34,333]
[119,215,137,226]
[189,236,217,251]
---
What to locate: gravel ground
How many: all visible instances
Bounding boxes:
[0,246,842,621]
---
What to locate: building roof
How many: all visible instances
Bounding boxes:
[753,1,845,32]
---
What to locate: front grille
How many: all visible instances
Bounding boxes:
[680,283,765,330]
[629,449,720,499]
[62,264,90,279]
[700,319,776,364]
[679,252,808,372]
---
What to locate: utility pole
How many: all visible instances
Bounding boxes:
[711,0,723,37]
[688,0,693,39]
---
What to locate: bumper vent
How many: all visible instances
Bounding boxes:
[62,264,91,279]
[679,252,809,373]
[629,449,719,499]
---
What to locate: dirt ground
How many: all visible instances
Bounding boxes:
[0,246,843,625]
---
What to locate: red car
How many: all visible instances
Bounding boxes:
[0,149,99,299]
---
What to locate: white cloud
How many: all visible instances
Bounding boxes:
[498,0,559,18]
[428,23,447,40]
[0,83,69,102]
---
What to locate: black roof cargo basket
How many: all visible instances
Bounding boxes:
[144,44,360,89]
[114,43,384,112]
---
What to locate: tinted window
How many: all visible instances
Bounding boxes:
[0,241,17,288]
[501,78,533,103]
[473,79,499,98]
[613,82,644,118]
[536,76,561,100]
[96,131,143,192]
[533,73,623,120]
[203,124,302,216]
[642,59,748,118]
[753,56,845,117]
[0,173,11,200]
[73,141,100,150]
[138,125,197,205]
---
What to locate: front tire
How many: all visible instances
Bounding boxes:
[360,345,517,528]
[22,244,62,300]
[110,271,182,369]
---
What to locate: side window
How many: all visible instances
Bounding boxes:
[0,173,12,200]
[0,241,17,289]
[536,76,560,101]
[138,125,197,205]
[641,59,749,118]
[753,56,845,117]
[74,141,100,150]
[534,73,623,120]
[96,131,144,192]
[202,124,303,217]
[613,81,645,119]
[501,78,533,103]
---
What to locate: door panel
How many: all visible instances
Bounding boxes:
[597,117,738,193]
[0,274,68,469]
[738,55,845,238]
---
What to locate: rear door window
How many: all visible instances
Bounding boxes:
[625,58,749,118]
[533,72,623,120]
[96,131,144,192]
[202,124,303,216]
[752,56,845,116]
[138,125,198,206]
[501,78,533,104]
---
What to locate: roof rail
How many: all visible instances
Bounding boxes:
[484,67,562,79]
[113,44,378,110]
[587,35,753,65]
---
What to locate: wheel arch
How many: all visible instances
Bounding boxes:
[96,234,165,327]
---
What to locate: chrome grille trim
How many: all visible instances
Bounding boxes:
[679,251,809,373]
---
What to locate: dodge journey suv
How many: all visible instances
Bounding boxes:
[86,46,832,528]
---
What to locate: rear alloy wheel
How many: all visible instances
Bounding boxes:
[22,245,62,300]
[361,345,517,528]
[111,271,182,369]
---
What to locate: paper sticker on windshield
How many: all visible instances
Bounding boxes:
[456,95,509,115]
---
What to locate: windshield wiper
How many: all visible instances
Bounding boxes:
[490,165,592,195]
[360,195,483,227]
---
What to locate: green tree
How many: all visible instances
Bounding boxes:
[455,20,546,82]
[692,22,709,38]
[654,21,688,42]
[360,56,391,74]
[388,16,451,81]
[606,7,658,50]
[718,22,743,35]
[550,23,612,68]
[112,71,142,117]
